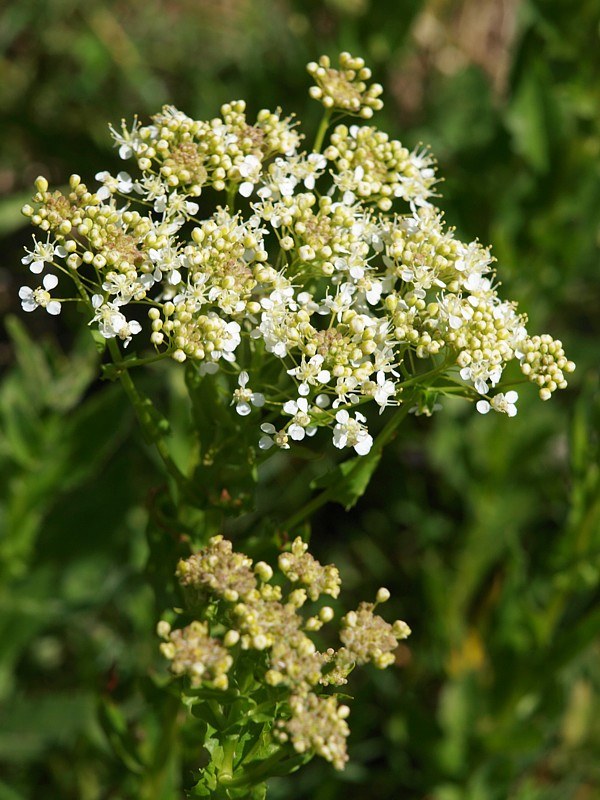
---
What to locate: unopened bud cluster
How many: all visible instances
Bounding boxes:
[19,53,574,457]
[307,52,384,118]
[158,534,410,770]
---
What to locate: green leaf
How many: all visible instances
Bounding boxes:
[98,698,145,774]
[310,448,382,510]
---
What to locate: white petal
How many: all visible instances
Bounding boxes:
[354,435,373,456]
[96,186,112,201]
[289,425,306,441]
[43,273,58,290]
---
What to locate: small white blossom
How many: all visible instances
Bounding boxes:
[21,237,67,275]
[95,170,133,200]
[259,423,290,451]
[233,372,265,416]
[332,410,373,455]
[238,155,263,197]
[19,273,61,315]
[333,376,360,408]
[109,117,144,160]
[287,355,331,396]
[91,294,128,339]
[460,360,503,395]
[476,391,519,417]
[282,397,316,441]
[372,371,396,412]
[118,319,142,348]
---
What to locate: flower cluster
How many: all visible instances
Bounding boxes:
[20,53,574,457]
[158,535,410,770]
[306,52,384,118]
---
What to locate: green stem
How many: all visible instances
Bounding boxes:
[227,183,237,213]
[108,350,171,370]
[106,338,193,497]
[208,699,228,730]
[218,736,237,783]
[313,109,332,154]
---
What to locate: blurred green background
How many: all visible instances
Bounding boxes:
[1,0,600,797]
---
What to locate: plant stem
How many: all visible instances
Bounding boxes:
[313,109,332,154]
[106,338,193,498]
[218,736,237,783]
[108,350,171,370]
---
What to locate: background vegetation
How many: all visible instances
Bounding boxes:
[1,0,599,797]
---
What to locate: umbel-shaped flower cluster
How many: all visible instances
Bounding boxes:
[20,52,574,456]
[158,535,411,771]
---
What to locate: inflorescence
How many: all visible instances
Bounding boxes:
[158,535,411,770]
[20,52,575,456]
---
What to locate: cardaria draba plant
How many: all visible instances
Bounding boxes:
[19,52,574,461]
[17,52,576,795]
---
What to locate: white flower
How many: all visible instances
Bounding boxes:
[148,245,184,286]
[282,397,316,441]
[21,237,67,275]
[287,354,331,396]
[155,191,199,217]
[118,319,142,348]
[332,410,373,455]
[460,360,503,395]
[259,423,290,450]
[332,376,359,408]
[218,321,242,358]
[109,118,144,160]
[233,371,265,416]
[91,294,128,339]
[19,273,61,315]
[102,272,145,305]
[476,390,519,417]
[321,284,356,322]
[95,170,133,200]
[300,153,327,189]
[238,155,263,197]
[373,371,396,412]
